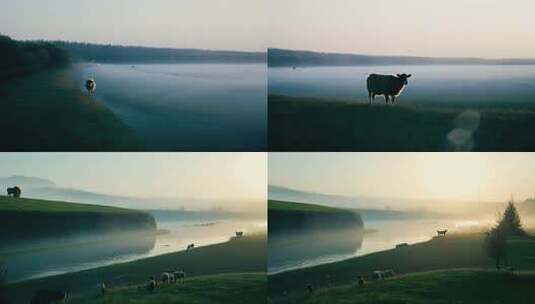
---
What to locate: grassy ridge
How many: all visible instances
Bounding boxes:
[7,234,266,303]
[0,196,140,214]
[269,200,347,214]
[0,66,142,151]
[269,233,535,303]
[71,272,265,304]
[268,94,535,151]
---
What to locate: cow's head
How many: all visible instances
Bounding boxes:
[396,73,412,85]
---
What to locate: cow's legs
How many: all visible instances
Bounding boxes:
[368,91,372,104]
[384,94,389,104]
[391,95,396,103]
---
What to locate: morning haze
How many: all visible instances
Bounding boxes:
[269,153,535,203]
[0,0,267,51]
[269,0,535,58]
[0,153,266,211]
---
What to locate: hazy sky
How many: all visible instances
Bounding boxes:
[269,0,535,58]
[0,153,266,202]
[0,0,267,51]
[270,153,535,202]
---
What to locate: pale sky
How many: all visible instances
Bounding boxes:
[0,0,267,51]
[269,153,535,202]
[269,0,535,58]
[0,153,266,203]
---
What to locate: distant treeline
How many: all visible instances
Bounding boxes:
[268,48,535,67]
[0,35,69,81]
[52,41,266,63]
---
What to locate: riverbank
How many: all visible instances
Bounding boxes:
[268,94,535,151]
[0,66,142,151]
[6,234,266,303]
[268,232,535,303]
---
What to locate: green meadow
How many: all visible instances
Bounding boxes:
[268,94,535,151]
[0,66,142,151]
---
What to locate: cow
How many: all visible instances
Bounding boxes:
[437,229,448,236]
[187,243,195,250]
[147,276,157,292]
[160,272,174,284]
[367,73,411,104]
[85,78,96,94]
[235,231,244,238]
[6,186,21,198]
[372,270,385,280]
[30,289,68,304]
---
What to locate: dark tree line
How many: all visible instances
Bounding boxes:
[0,34,69,81]
[51,41,265,63]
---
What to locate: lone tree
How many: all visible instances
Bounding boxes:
[484,199,526,269]
[497,200,526,237]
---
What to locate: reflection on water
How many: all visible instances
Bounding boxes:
[269,65,535,106]
[80,63,267,151]
[268,218,489,274]
[2,218,265,283]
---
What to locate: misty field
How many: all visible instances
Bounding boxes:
[268,95,535,151]
[0,67,142,151]
[269,232,535,303]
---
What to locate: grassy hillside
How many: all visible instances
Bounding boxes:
[0,196,139,214]
[298,270,535,304]
[71,272,265,304]
[269,232,535,303]
[268,95,535,151]
[269,200,346,213]
[7,234,266,303]
[0,196,156,250]
[0,66,142,151]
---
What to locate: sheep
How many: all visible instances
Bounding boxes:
[85,78,96,94]
[160,272,173,284]
[174,270,186,283]
[147,276,157,292]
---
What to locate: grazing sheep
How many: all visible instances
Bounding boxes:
[357,276,365,287]
[367,73,411,104]
[187,243,195,250]
[147,276,157,292]
[30,289,68,304]
[160,272,172,284]
[373,270,385,280]
[174,270,186,283]
[395,243,409,249]
[437,229,448,236]
[85,78,96,94]
[235,231,244,238]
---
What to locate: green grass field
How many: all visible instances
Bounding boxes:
[269,232,535,303]
[71,272,265,304]
[268,95,535,151]
[7,234,266,303]
[0,196,140,214]
[269,200,347,214]
[0,66,142,151]
[298,270,535,304]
